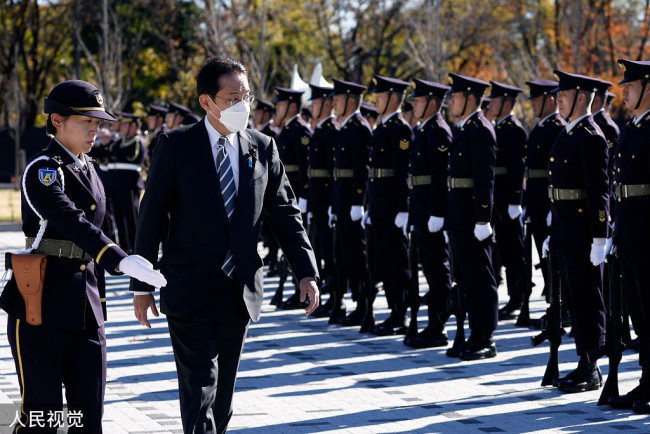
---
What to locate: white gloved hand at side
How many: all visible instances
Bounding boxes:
[508,204,523,220]
[394,212,408,230]
[428,216,444,233]
[590,238,607,266]
[307,212,313,226]
[546,210,552,227]
[605,237,614,257]
[443,230,450,244]
[298,197,308,213]
[542,236,550,258]
[327,206,336,228]
[119,255,167,288]
[361,210,371,229]
[350,205,364,222]
[473,223,493,241]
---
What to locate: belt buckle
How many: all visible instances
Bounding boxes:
[622,184,628,198]
[407,175,413,189]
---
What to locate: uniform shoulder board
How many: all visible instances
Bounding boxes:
[42,150,64,167]
[583,126,596,135]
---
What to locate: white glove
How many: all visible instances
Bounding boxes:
[350,205,364,222]
[428,216,444,233]
[508,204,523,220]
[394,212,408,230]
[590,238,607,266]
[605,237,615,257]
[328,206,337,228]
[546,210,552,227]
[519,207,527,226]
[473,223,493,241]
[119,255,167,288]
[361,210,371,229]
[307,212,313,226]
[443,230,450,244]
[541,236,550,258]
[298,197,308,213]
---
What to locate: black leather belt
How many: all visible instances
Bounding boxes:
[447,177,474,189]
[548,187,586,201]
[409,175,431,187]
[26,238,92,262]
[308,168,330,178]
[526,169,547,179]
[368,168,395,178]
[614,183,650,199]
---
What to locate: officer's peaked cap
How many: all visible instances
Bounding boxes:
[44,80,116,122]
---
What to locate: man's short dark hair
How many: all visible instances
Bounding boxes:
[196,56,248,97]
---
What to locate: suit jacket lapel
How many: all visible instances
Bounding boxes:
[237,129,254,195]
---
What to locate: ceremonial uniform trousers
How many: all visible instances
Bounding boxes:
[445,111,498,336]
[548,116,608,355]
[612,111,650,366]
[367,112,413,314]
[0,140,128,433]
[492,115,527,299]
[306,117,338,279]
[332,113,371,295]
[409,113,452,327]
[524,113,565,290]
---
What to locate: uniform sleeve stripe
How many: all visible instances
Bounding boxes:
[96,243,117,264]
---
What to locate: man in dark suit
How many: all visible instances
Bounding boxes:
[445,73,499,360]
[543,70,609,393]
[485,82,528,321]
[131,57,320,434]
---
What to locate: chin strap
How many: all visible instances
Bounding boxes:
[538,95,547,118]
[635,79,648,110]
[564,90,579,122]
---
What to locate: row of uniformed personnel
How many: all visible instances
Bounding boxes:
[254,59,650,411]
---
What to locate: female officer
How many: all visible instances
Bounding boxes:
[0,80,166,433]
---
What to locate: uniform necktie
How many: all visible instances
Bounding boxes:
[216,136,236,278]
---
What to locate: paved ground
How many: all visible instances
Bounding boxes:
[0,228,649,433]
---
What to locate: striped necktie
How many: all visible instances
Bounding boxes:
[216,136,236,278]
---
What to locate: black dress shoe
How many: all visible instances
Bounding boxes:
[498,299,522,321]
[404,328,448,349]
[312,298,333,318]
[374,316,407,336]
[609,384,650,409]
[459,341,497,361]
[557,366,602,393]
[633,400,650,414]
[328,305,346,324]
[281,293,308,310]
[339,307,364,327]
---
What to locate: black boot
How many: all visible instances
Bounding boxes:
[557,356,602,393]
[459,331,497,361]
[374,308,407,336]
[339,303,364,327]
[404,325,448,349]
[610,368,650,409]
[312,295,334,318]
[281,292,308,310]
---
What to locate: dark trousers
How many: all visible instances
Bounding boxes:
[7,313,106,433]
[555,242,606,355]
[494,213,525,299]
[449,230,498,334]
[413,226,451,326]
[337,214,365,297]
[618,248,650,367]
[372,218,409,312]
[311,208,333,279]
[528,215,550,292]
[167,274,250,434]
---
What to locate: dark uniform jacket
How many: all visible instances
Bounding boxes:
[524,113,565,219]
[409,112,452,226]
[332,112,371,215]
[445,110,497,231]
[131,120,318,322]
[277,115,311,198]
[367,112,413,220]
[548,116,609,244]
[307,116,338,214]
[593,109,621,220]
[0,141,127,330]
[493,114,527,217]
[612,110,650,250]
[260,121,278,140]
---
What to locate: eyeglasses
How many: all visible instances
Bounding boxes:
[214,95,255,107]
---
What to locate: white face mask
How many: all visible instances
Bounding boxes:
[208,98,250,133]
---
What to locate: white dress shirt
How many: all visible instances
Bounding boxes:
[204,117,240,191]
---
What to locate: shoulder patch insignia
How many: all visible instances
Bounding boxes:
[399,139,410,151]
[301,136,310,146]
[607,141,613,149]
[598,210,606,222]
[481,204,489,208]
[38,168,57,186]
[437,146,448,152]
